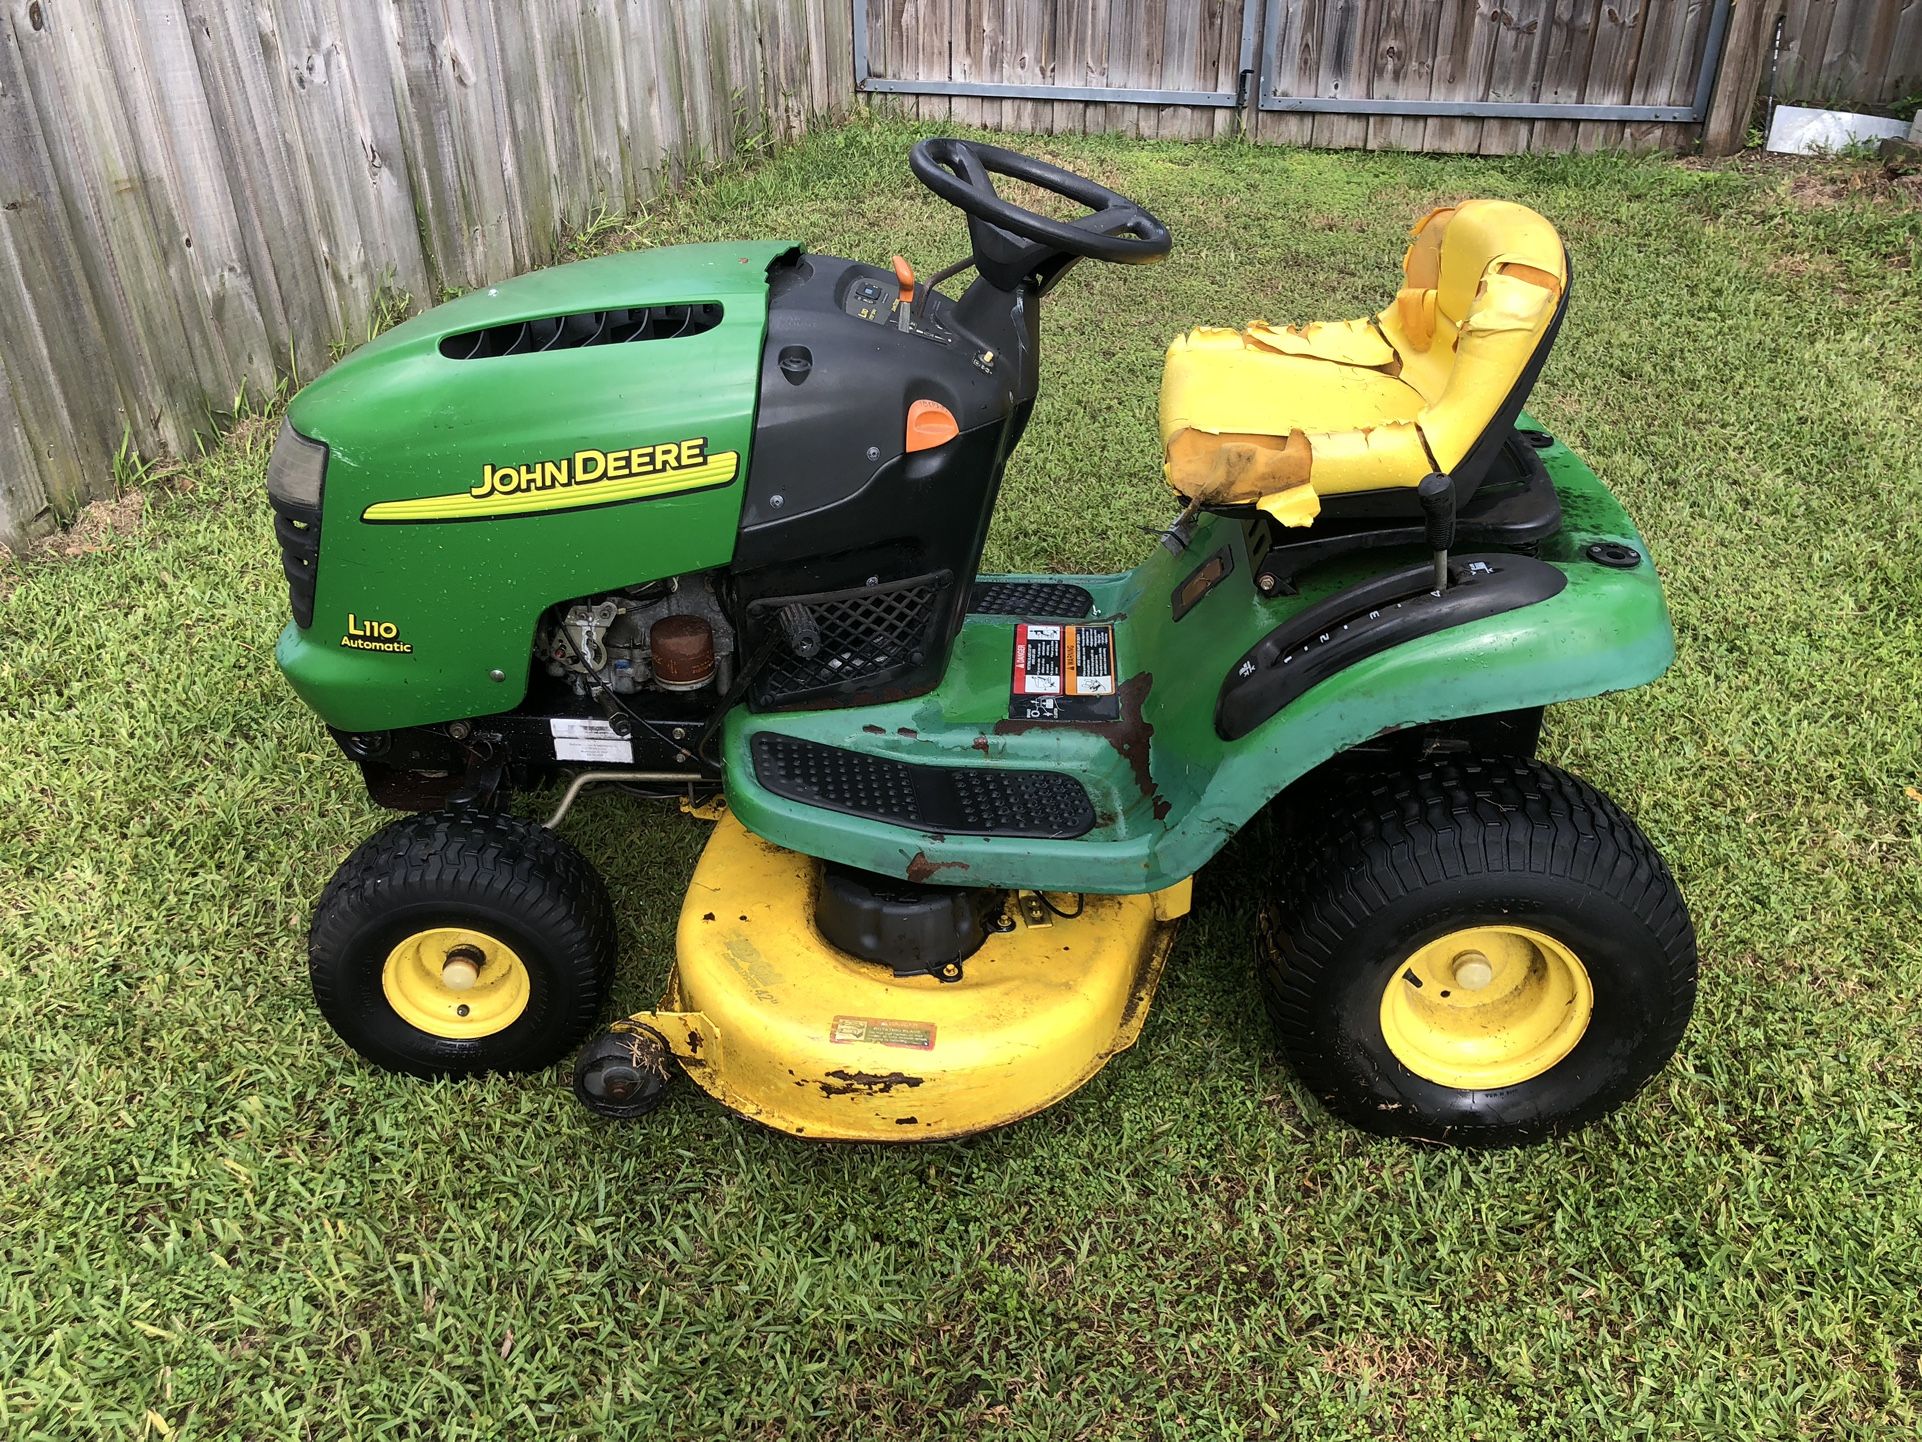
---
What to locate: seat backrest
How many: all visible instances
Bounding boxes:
[1378,200,1569,487]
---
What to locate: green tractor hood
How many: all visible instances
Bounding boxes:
[277,241,793,732]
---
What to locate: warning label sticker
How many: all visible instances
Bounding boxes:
[550,716,634,764]
[1011,623,1120,721]
[830,1016,937,1050]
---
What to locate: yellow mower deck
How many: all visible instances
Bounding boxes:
[627,813,1190,1141]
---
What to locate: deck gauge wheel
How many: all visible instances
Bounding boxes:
[572,1023,677,1120]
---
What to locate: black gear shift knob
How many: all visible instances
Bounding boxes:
[1417,472,1456,591]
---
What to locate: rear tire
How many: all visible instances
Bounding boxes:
[309,810,616,1078]
[1259,757,1695,1146]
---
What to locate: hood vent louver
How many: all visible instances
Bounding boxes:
[438,302,724,360]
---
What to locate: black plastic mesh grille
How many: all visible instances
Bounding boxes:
[967,580,1095,618]
[270,495,321,629]
[753,574,948,705]
[750,733,1096,838]
[438,303,723,360]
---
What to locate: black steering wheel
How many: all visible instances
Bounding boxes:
[909,138,1172,289]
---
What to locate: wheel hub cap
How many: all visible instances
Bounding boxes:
[1451,951,1494,991]
[382,927,531,1039]
[1379,925,1594,1089]
[440,950,482,990]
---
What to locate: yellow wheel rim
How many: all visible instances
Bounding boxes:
[381,927,531,1040]
[1378,924,1593,1089]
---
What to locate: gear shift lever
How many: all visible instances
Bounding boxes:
[1418,472,1457,593]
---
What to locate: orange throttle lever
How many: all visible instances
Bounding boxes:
[891,254,915,331]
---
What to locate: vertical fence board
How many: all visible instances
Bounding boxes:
[625,0,678,192]
[1259,0,1323,145]
[1573,0,1647,150]
[980,0,1009,130]
[273,1,416,320]
[1623,0,1708,150]
[1186,0,1231,140]
[1703,0,1775,153]
[185,4,334,375]
[1099,0,1138,135]
[943,0,975,126]
[802,0,831,127]
[575,1,627,202]
[910,0,951,128]
[1007,0,1048,133]
[1054,0,1106,135]
[1366,0,1435,151]
[15,2,209,458]
[1150,0,1189,138]
[1479,1,1554,153]
[1424,1,1497,152]
[124,4,278,401]
[1894,0,1922,107]
[0,354,52,546]
[1785,1,1840,102]
[0,15,119,533]
[1210,0,1250,139]
[1820,0,1876,100]
[1530,1,1603,152]
[1308,0,1377,149]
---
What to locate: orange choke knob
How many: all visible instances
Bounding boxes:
[906,399,959,453]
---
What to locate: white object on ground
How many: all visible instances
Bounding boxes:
[1767,104,1910,155]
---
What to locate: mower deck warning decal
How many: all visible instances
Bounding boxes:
[830,1016,936,1050]
[1011,623,1120,722]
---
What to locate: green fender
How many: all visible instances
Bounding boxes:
[722,431,1676,893]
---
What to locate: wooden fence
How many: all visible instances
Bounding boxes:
[860,1,1920,146]
[0,0,850,552]
[861,0,1255,140]
[859,1,1735,147]
[1772,0,1922,108]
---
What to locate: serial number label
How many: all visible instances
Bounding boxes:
[830,1016,936,1050]
[550,717,634,764]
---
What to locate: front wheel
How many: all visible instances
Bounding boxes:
[309,810,617,1078]
[1260,757,1696,1146]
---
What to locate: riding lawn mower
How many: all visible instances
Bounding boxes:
[268,139,1695,1146]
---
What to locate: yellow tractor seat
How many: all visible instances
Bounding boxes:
[1159,199,1569,528]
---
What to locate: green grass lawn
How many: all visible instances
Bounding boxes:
[3,116,1921,1439]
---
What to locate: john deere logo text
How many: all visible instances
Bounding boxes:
[360,435,738,524]
[340,613,413,654]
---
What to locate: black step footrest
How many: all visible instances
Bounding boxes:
[968,580,1095,619]
[750,733,1096,839]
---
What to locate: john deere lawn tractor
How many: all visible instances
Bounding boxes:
[270,139,1695,1146]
